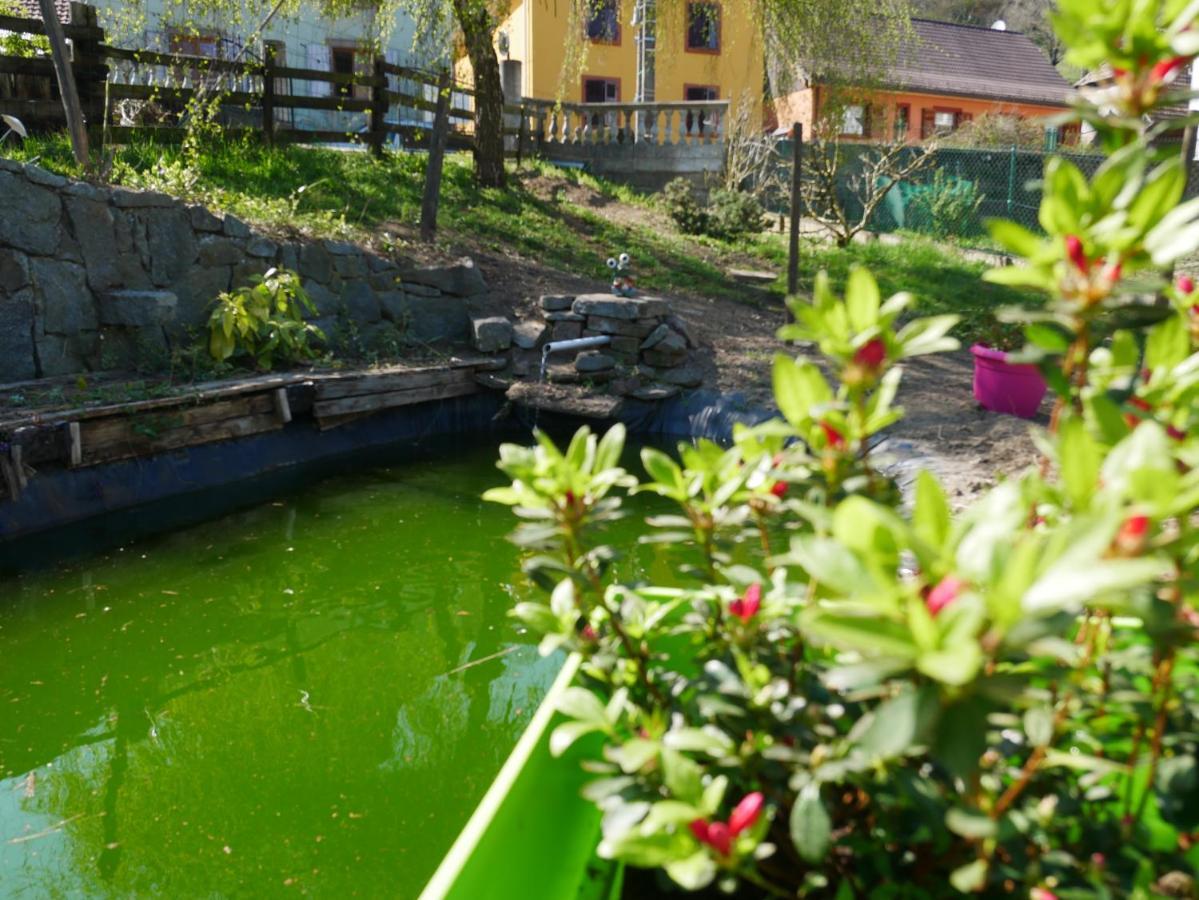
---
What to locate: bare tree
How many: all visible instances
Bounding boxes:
[802,117,935,247]
[720,89,786,201]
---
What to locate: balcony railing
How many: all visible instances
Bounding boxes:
[521,99,728,147]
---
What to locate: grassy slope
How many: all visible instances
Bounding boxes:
[8,136,1037,340]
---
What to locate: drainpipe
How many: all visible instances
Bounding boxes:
[540,335,611,378]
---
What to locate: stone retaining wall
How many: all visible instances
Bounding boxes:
[0,157,489,382]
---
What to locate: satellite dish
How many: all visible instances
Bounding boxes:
[991,19,1007,30]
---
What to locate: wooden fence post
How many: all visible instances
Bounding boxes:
[369,55,386,159]
[420,68,452,242]
[262,43,276,147]
[516,103,527,167]
[38,0,89,168]
[787,122,803,302]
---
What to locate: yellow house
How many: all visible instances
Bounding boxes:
[457,0,763,125]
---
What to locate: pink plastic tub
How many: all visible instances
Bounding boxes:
[970,344,1048,419]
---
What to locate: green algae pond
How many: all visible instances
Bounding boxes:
[0,435,671,898]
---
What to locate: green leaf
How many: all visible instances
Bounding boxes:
[845,266,881,332]
[772,355,831,427]
[917,640,984,687]
[662,727,734,757]
[784,536,875,596]
[790,785,832,863]
[595,423,626,473]
[856,686,939,760]
[802,610,918,658]
[664,852,717,891]
[1023,558,1172,614]
[640,447,685,497]
[661,749,704,804]
[1024,706,1054,748]
[550,720,602,757]
[986,219,1043,257]
[912,471,951,550]
[949,859,988,893]
[945,808,997,840]
[1058,415,1101,510]
[556,686,608,725]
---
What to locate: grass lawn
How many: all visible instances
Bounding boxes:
[8,135,1040,342]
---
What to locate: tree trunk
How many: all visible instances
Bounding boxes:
[452,0,506,188]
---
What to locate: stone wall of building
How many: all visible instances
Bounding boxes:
[0,157,489,382]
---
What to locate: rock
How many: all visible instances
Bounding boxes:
[471,315,513,352]
[655,330,688,354]
[608,336,641,356]
[641,323,672,350]
[246,237,279,259]
[98,290,177,327]
[279,243,300,272]
[141,207,195,286]
[573,293,669,320]
[36,331,98,376]
[324,239,358,256]
[575,350,616,373]
[30,258,96,335]
[24,164,67,188]
[340,281,381,323]
[643,347,688,368]
[546,364,581,384]
[369,270,402,291]
[656,364,704,388]
[513,320,547,350]
[630,383,682,401]
[303,280,340,317]
[197,237,245,267]
[610,375,642,396]
[111,211,153,291]
[475,372,514,391]
[97,324,170,373]
[63,181,106,201]
[0,247,30,294]
[379,292,470,342]
[403,282,441,298]
[506,381,623,418]
[585,315,656,338]
[223,214,251,238]
[402,257,487,297]
[0,289,35,382]
[335,253,368,279]
[174,265,231,330]
[665,313,698,348]
[539,294,574,312]
[298,242,334,283]
[232,259,271,288]
[63,195,121,292]
[0,171,60,255]
[366,253,395,273]
[551,320,583,342]
[545,310,584,322]
[189,205,223,232]
[111,187,174,208]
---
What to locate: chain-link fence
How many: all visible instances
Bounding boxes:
[759,142,1193,247]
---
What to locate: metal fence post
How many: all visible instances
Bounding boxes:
[1006,144,1017,217]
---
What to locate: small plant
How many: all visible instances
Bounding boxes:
[706,188,765,240]
[206,268,324,371]
[662,178,709,235]
[906,168,985,239]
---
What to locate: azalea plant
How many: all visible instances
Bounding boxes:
[486,2,1199,895]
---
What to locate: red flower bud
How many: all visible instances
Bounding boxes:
[853,338,887,371]
[729,583,762,623]
[1151,55,1190,84]
[820,421,846,450]
[580,624,598,642]
[728,792,765,836]
[564,490,576,507]
[1032,890,1059,900]
[1065,235,1088,274]
[1112,66,1128,78]
[1168,424,1186,441]
[925,575,965,617]
[1115,515,1151,555]
[704,821,732,855]
[689,819,710,844]
[1178,274,1195,295]
[770,480,789,499]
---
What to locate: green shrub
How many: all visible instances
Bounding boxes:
[661,177,708,235]
[706,188,765,240]
[906,168,985,238]
[206,268,324,370]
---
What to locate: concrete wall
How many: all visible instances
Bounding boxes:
[0,156,489,382]
[541,139,725,194]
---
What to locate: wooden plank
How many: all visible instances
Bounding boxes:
[38,0,90,168]
[272,94,371,113]
[0,456,19,501]
[68,422,81,467]
[79,394,275,449]
[420,68,452,243]
[107,83,258,107]
[312,379,479,421]
[272,387,292,424]
[99,44,260,75]
[80,412,281,466]
[0,99,68,119]
[10,445,27,490]
[269,64,384,87]
[0,13,103,39]
[314,366,475,401]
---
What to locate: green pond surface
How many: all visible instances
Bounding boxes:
[0,435,672,899]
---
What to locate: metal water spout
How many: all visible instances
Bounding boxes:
[539,335,611,381]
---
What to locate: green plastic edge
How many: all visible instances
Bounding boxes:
[419,652,623,900]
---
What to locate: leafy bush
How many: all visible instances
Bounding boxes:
[662,177,708,235]
[206,268,324,370]
[906,168,985,239]
[706,188,766,240]
[486,1,1199,895]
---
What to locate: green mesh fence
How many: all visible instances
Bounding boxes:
[763,143,1114,246]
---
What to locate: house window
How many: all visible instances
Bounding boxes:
[583,77,620,103]
[684,84,717,134]
[933,109,959,133]
[841,104,865,137]
[331,45,357,98]
[895,104,910,140]
[586,0,620,44]
[686,2,720,53]
[170,32,219,57]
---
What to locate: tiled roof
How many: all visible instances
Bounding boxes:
[8,0,71,23]
[877,19,1073,107]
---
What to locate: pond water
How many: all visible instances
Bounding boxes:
[0,435,671,898]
